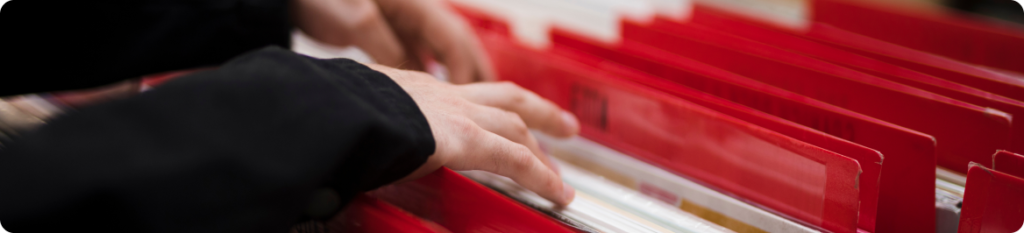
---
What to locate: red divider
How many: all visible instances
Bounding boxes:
[460,16,863,231]
[812,0,1024,75]
[556,44,883,232]
[369,168,579,233]
[993,150,1024,179]
[640,18,1012,177]
[683,6,1024,154]
[548,28,935,233]
[958,164,1024,233]
[328,194,451,233]
[804,23,1024,103]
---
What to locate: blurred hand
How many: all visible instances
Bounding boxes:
[366,64,580,206]
[291,0,495,84]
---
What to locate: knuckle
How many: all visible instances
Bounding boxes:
[407,70,434,79]
[448,97,471,110]
[453,117,480,137]
[496,81,524,92]
[503,89,528,107]
[507,112,530,136]
[398,70,434,82]
[502,145,535,173]
[350,3,384,29]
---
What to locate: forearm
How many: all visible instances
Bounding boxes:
[0,47,434,233]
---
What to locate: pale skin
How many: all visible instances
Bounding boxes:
[293,0,578,205]
[368,64,579,206]
[290,0,495,83]
[46,0,578,206]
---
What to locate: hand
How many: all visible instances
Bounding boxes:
[291,0,495,84]
[366,64,580,206]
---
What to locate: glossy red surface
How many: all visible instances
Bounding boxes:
[958,164,1024,233]
[328,194,451,233]
[641,18,1011,178]
[804,23,1024,103]
[368,168,579,233]
[812,0,1024,75]
[993,150,1024,179]
[684,6,1024,154]
[547,25,936,233]
[556,44,883,232]
[459,15,863,232]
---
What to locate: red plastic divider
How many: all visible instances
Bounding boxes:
[812,0,1024,75]
[682,6,1024,154]
[640,18,1012,176]
[458,14,864,230]
[958,164,1024,233]
[548,28,935,233]
[328,194,451,233]
[804,23,1024,103]
[993,150,1024,179]
[556,44,883,232]
[369,168,579,233]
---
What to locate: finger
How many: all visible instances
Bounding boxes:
[375,0,493,83]
[292,0,407,67]
[454,129,574,206]
[460,82,580,137]
[421,10,495,83]
[467,105,560,174]
[342,1,407,68]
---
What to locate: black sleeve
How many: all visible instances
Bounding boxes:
[0,0,292,96]
[0,46,436,233]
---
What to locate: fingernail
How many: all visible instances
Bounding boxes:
[561,182,576,206]
[561,111,580,135]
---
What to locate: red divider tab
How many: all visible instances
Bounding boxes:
[466,21,862,232]
[958,164,1024,233]
[994,150,1024,179]
[804,23,1024,103]
[328,194,451,233]
[556,45,883,233]
[682,6,1024,154]
[547,28,934,233]
[639,18,1012,176]
[812,0,1024,75]
[369,168,579,233]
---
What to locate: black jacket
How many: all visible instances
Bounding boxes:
[0,1,435,232]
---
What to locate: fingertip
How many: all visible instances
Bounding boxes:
[560,182,576,207]
[549,159,561,175]
[559,111,580,137]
